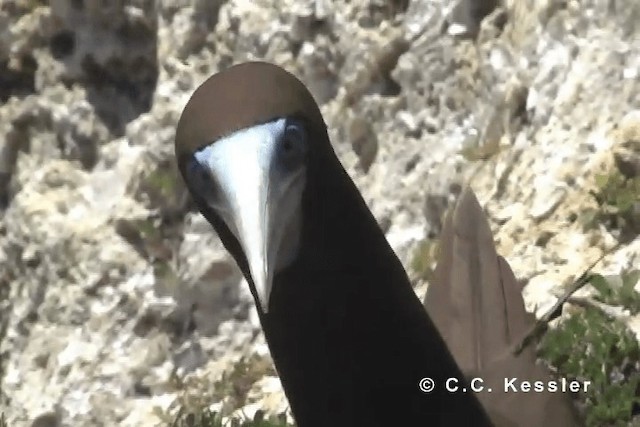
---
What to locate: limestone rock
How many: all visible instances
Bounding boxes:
[1,0,639,425]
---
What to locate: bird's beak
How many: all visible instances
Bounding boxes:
[194,123,304,314]
[225,155,274,314]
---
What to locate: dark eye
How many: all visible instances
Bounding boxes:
[187,158,213,193]
[280,119,307,169]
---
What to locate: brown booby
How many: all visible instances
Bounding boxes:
[174,61,580,426]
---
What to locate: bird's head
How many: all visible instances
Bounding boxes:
[175,62,331,315]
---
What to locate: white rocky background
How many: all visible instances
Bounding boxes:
[0,0,639,425]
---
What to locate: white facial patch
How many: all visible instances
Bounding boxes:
[192,119,306,313]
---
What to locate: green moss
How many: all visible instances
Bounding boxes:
[136,217,161,240]
[587,170,640,240]
[539,305,640,426]
[145,166,179,204]
[135,159,187,223]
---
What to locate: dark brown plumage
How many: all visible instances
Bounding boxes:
[174,61,582,427]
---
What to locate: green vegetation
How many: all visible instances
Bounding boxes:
[142,163,181,208]
[539,308,640,426]
[589,271,640,315]
[210,354,278,409]
[170,408,292,427]
[161,355,294,427]
[548,145,640,424]
[539,273,640,427]
[584,169,640,241]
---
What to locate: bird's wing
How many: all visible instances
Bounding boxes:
[423,186,583,427]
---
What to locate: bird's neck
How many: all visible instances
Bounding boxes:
[257,160,490,426]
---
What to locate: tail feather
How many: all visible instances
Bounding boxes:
[424,186,583,427]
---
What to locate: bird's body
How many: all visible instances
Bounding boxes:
[175,61,582,427]
[258,157,490,425]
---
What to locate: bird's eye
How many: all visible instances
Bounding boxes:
[280,119,307,169]
[284,122,304,150]
[187,158,214,194]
